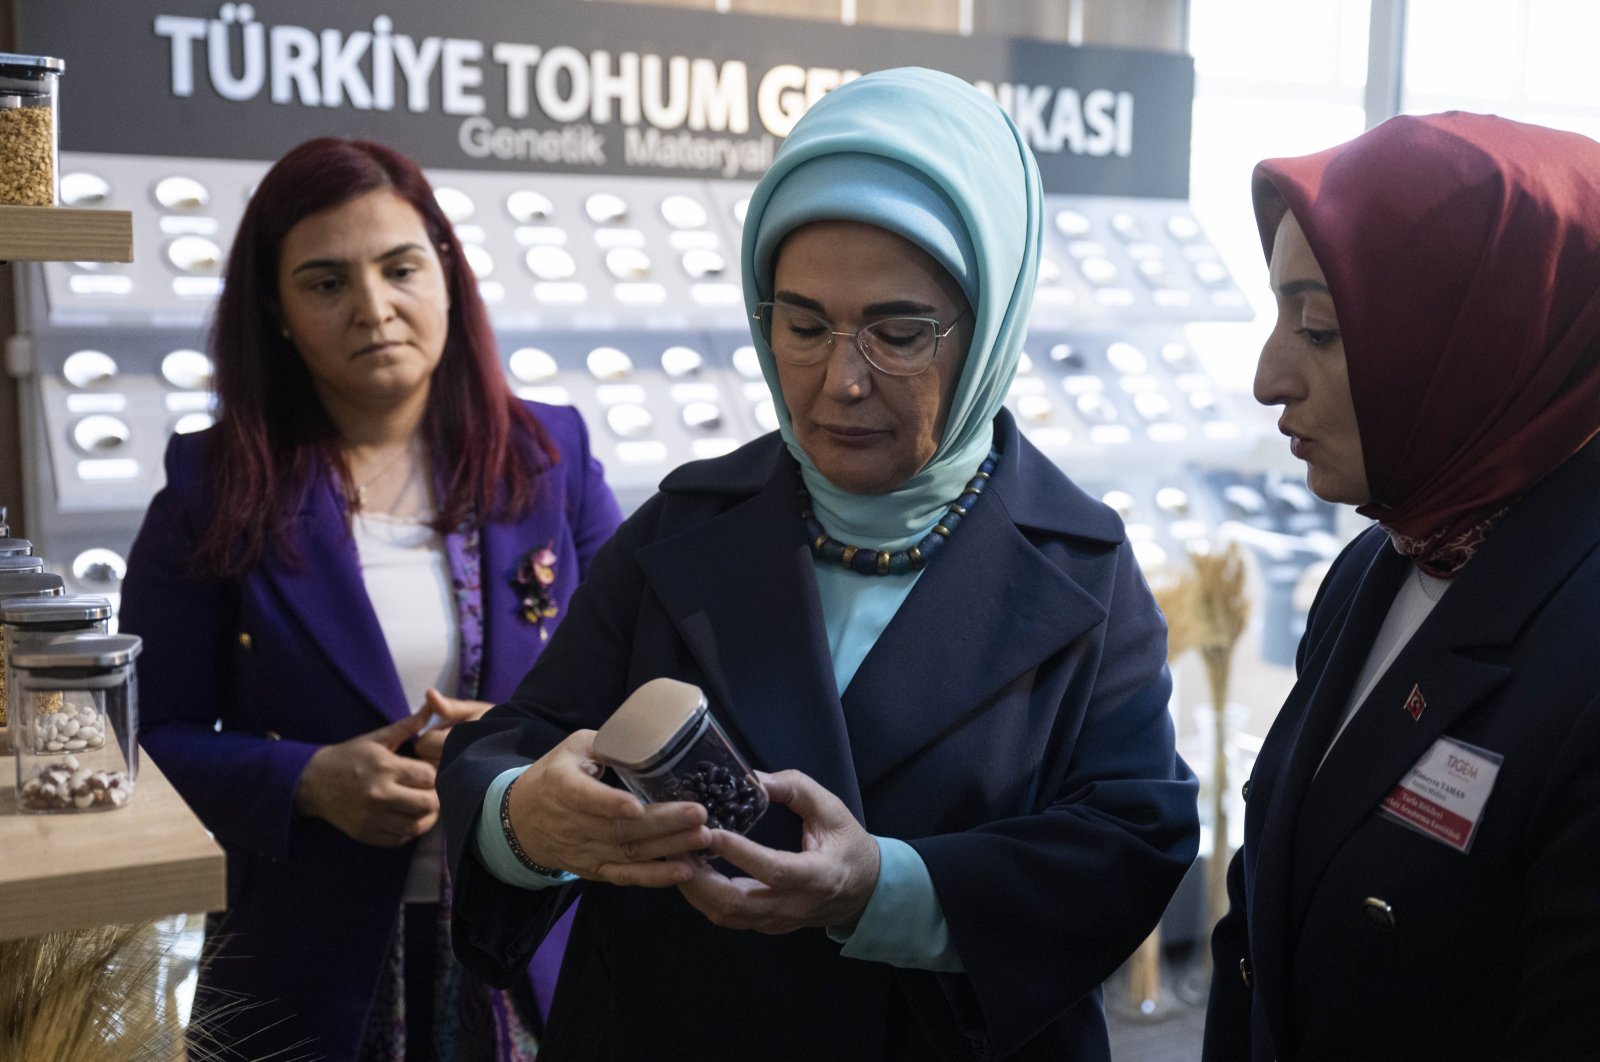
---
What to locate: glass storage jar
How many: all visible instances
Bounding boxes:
[0,52,63,205]
[592,677,768,834]
[0,574,66,727]
[11,633,140,814]
[2,596,111,732]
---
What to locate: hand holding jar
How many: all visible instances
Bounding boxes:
[503,728,711,887]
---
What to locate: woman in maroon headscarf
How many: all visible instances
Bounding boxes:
[1204,112,1600,1061]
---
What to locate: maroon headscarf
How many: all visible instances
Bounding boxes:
[1253,112,1600,574]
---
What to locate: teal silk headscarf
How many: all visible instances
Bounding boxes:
[740,67,1043,690]
[743,66,1042,543]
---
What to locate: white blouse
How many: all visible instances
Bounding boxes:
[352,510,459,903]
[1318,565,1451,772]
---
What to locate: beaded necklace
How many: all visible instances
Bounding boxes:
[801,448,1001,576]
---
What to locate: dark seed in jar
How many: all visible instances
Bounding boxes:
[669,760,766,832]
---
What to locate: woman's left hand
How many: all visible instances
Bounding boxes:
[413,688,494,766]
[677,769,881,935]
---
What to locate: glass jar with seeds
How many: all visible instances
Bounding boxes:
[0,570,66,729]
[0,52,64,206]
[593,677,768,836]
[2,595,111,736]
[11,633,141,814]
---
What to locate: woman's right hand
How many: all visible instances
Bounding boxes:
[506,729,711,887]
[293,704,440,847]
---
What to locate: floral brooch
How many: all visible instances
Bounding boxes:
[513,545,560,640]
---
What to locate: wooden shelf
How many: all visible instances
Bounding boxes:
[0,734,226,941]
[0,203,133,263]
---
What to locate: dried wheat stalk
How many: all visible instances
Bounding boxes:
[0,919,230,1061]
[1190,542,1251,958]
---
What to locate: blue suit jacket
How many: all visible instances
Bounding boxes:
[1205,436,1600,1060]
[118,402,620,1061]
[439,411,1199,1061]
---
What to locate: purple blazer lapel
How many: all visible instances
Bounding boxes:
[260,471,410,725]
[479,505,561,703]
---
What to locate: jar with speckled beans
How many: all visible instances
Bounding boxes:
[593,677,769,835]
[2,596,111,735]
[0,52,63,206]
[12,633,141,814]
[0,567,66,729]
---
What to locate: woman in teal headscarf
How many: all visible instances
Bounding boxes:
[440,67,1198,1061]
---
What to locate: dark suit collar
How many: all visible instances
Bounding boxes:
[842,419,1114,790]
[661,411,1126,545]
[1283,436,1600,892]
[1426,432,1600,649]
[1250,434,1600,1047]
[987,411,1126,545]
[636,411,1124,811]
[637,457,864,818]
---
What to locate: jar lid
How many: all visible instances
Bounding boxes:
[0,537,32,556]
[0,53,65,74]
[12,632,141,670]
[1,594,112,625]
[0,555,46,574]
[593,678,707,772]
[0,572,65,599]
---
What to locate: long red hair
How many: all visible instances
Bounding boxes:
[193,137,553,577]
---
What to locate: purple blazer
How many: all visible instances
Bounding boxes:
[118,401,621,1062]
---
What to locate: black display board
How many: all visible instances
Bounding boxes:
[21,0,1194,197]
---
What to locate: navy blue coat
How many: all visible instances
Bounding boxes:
[440,411,1199,1061]
[118,402,621,1060]
[1205,437,1600,1060]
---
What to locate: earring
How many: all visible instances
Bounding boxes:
[280,326,291,339]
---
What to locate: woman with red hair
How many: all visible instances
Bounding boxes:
[1206,113,1600,1060]
[119,137,621,1060]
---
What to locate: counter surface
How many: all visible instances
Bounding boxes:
[0,730,226,941]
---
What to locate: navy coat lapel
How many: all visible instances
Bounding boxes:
[841,432,1117,792]
[637,450,864,820]
[1246,535,1406,1046]
[260,471,409,726]
[1283,439,1600,911]
[1252,436,1600,1050]
[1286,614,1510,911]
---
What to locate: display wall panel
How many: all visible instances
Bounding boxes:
[13,2,1337,650]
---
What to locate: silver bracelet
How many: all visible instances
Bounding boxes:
[499,775,565,877]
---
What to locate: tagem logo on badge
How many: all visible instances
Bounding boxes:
[1445,754,1479,781]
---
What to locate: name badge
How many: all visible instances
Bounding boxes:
[1377,736,1503,854]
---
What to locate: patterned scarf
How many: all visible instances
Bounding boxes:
[359,522,540,1061]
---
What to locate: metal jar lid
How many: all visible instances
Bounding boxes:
[0,555,45,574]
[1,594,112,626]
[0,537,31,556]
[0,572,65,600]
[12,633,142,671]
[593,677,709,772]
[0,53,65,74]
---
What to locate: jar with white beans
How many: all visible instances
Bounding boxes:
[10,633,141,814]
[1,594,110,732]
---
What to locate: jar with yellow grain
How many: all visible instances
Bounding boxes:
[0,52,64,206]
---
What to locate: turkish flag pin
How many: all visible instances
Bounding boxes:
[1402,683,1426,721]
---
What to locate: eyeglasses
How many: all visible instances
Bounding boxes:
[753,301,969,378]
